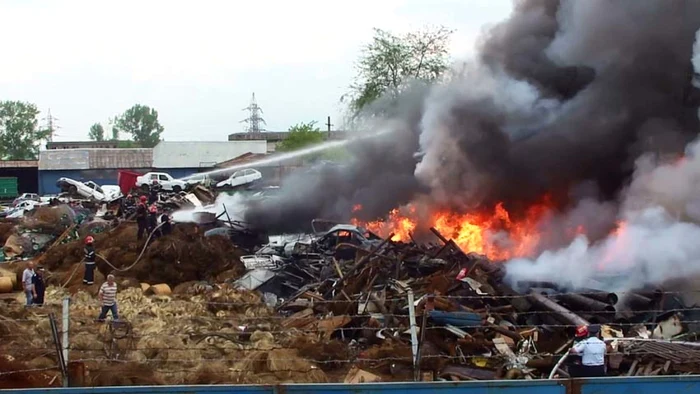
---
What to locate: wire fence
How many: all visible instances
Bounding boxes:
[2,287,699,384]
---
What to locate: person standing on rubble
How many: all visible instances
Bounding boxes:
[22,261,35,307]
[32,266,46,306]
[96,274,119,322]
[83,236,96,285]
[136,195,148,241]
[570,324,606,377]
[147,204,158,237]
[148,180,160,205]
[160,210,172,237]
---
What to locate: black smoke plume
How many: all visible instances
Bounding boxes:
[245,0,700,235]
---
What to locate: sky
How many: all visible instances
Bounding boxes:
[0,0,513,142]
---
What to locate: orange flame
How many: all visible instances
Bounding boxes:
[352,196,560,260]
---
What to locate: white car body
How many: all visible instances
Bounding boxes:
[136,172,188,192]
[216,169,262,188]
[6,200,45,218]
[56,178,123,202]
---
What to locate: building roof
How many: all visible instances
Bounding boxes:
[39,149,153,170]
[47,141,120,149]
[228,130,349,142]
[152,141,267,168]
[0,160,38,168]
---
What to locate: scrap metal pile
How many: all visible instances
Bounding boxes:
[2,201,700,387]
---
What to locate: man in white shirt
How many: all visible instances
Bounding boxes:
[96,274,119,322]
[21,262,36,307]
[571,324,606,377]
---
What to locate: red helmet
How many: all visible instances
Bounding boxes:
[575,325,589,338]
[127,194,133,198]
[149,205,157,213]
[85,236,94,244]
[140,195,147,203]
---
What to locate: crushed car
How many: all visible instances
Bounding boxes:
[56,178,123,202]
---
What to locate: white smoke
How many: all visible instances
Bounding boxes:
[172,193,248,223]
[505,139,700,292]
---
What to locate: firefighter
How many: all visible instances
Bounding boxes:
[147,204,158,238]
[148,180,160,205]
[83,236,96,285]
[570,324,606,377]
[567,325,589,377]
[136,196,148,241]
[160,210,172,237]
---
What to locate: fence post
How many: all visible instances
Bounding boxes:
[62,296,70,387]
[407,289,419,379]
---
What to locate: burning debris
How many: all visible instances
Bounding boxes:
[3,0,700,389]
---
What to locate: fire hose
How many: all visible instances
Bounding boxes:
[60,222,167,288]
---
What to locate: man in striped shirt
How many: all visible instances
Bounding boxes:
[96,274,119,322]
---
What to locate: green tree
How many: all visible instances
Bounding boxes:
[344,26,452,114]
[0,101,50,160]
[115,104,164,148]
[88,123,105,141]
[277,121,325,151]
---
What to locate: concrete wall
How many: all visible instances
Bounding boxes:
[6,376,700,394]
[38,169,150,195]
[152,141,267,168]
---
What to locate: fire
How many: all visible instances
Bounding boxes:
[352,196,559,260]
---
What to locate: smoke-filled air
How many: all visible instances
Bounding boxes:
[244,0,700,292]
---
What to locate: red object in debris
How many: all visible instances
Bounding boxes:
[85,236,94,244]
[117,170,142,195]
[149,205,157,213]
[456,268,468,281]
[575,325,589,338]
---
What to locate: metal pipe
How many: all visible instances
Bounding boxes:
[559,293,616,313]
[623,293,653,309]
[529,292,590,327]
[576,288,619,305]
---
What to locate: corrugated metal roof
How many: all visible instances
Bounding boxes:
[152,141,267,168]
[0,160,38,168]
[39,149,152,170]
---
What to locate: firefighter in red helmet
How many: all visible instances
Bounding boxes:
[83,236,96,285]
[147,204,158,237]
[135,196,148,241]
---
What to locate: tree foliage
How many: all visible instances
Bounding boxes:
[0,101,49,160]
[277,121,325,151]
[88,123,105,141]
[115,104,164,148]
[345,26,452,114]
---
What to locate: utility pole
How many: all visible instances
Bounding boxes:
[325,116,333,139]
[240,93,266,133]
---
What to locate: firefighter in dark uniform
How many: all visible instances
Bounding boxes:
[147,204,158,238]
[568,325,588,377]
[136,196,148,241]
[148,180,160,205]
[83,236,96,285]
[160,211,172,237]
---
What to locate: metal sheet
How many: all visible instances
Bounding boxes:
[39,150,89,170]
[7,377,700,394]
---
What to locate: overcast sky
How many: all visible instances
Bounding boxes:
[0,0,512,142]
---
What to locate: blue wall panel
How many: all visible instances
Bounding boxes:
[6,377,700,394]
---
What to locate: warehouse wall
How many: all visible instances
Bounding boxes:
[6,377,700,394]
[38,169,150,195]
[0,167,39,194]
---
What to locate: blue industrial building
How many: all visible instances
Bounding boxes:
[37,141,269,195]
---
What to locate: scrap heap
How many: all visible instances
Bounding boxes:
[2,205,700,388]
